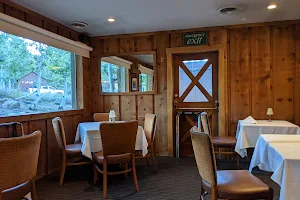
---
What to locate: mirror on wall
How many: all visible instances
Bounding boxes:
[99,52,156,94]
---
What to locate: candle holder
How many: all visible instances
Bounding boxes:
[267,108,274,122]
[109,110,116,122]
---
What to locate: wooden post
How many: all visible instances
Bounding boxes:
[176,113,180,158]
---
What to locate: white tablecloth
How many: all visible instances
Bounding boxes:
[250,135,300,200]
[75,122,148,159]
[235,120,300,157]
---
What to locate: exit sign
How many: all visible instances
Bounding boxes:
[183,32,207,46]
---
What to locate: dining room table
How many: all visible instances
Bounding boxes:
[75,121,148,160]
[235,120,300,157]
[249,134,300,200]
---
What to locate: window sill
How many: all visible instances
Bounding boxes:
[0,109,85,123]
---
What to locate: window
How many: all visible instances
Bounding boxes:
[139,64,154,92]
[101,57,131,93]
[0,30,78,117]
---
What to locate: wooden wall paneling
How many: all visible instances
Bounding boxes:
[103,38,119,54]
[43,21,58,34]
[137,95,154,126]
[70,32,79,41]
[25,13,43,28]
[295,25,300,126]
[58,27,71,39]
[120,96,136,121]
[272,25,295,121]
[135,35,154,51]
[19,121,29,135]
[4,4,25,20]
[103,96,120,120]
[229,28,251,136]
[209,29,227,45]
[170,33,183,47]
[60,116,75,144]
[72,114,83,135]
[46,119,61,174]
[0,2,4,12]
[0,125,9,138]
[154,33,169,155]
[119,37,135,53]
[90,39,104,114]
[250,26,271,119]
[29,120,47,177]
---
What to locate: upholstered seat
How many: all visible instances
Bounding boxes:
[190,127,273,200]
[93,152,132,165]
[202,170,270,199]
[93,121,140,199]
[135,114,157,172]
[52,117,90,185]
[201,112,239,169]
[0,131,42,200]
[211,136,236,147]
[65,143,82,155]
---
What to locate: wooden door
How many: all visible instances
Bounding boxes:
[173,51,219,156]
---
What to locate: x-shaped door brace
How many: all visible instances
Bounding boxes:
[177,59,213,102]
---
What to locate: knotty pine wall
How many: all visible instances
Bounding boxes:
[91,22,300,155]
[0,0,93,177]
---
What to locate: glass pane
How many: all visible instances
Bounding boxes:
[101,61,128,93]
[184,86,208,102]
[0,30,76,117]
[179,66,191,97]
[183,59,208,77]
[199,64,212,96]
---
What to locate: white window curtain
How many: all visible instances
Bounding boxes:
[0,12,93,58]
[101,56,132,69]
[139,64,154,76]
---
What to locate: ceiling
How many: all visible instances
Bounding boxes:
[11,0,300,37]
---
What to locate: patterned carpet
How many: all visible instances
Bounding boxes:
[36,157,280,200]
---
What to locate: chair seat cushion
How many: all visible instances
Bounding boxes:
[202,170,270,199]
[211,136,236,147]
[93,152,132,165]
[65,143,82,156]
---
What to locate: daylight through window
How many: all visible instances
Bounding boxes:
[0,30,78,117]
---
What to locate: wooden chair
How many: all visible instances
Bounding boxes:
[135,113,157,172]
[93,121,139,199]
[52,117,90,185]
[93,113,109,122]
[0,131,42,200]
[190,127,273,200]
[200,112,240,169]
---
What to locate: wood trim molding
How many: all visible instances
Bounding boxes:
[166,44,227,156]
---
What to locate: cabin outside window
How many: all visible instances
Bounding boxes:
[0,30,79,117]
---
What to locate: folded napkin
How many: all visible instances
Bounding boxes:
[243,116,257,124]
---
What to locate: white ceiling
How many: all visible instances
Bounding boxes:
[11,0,300,36]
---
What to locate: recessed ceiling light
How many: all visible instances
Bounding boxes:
[218,7,238,14]
[71,21,88,28]
[108,18,115,22]
[267,4,277,9]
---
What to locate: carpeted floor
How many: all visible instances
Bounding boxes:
[36,157,280,200]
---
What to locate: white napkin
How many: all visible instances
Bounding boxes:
[243,116,257,124]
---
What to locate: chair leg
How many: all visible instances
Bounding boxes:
[236,153,240,170]
[93,165,98,184]
[103,160,108,199]
[266,188,273,200]
[211,185,218,200]
[30,180,37,200]
[125,162,128,178]
[151,153,158,172]
[132,156,140,192]
[59,153,66,186]
[145,157,150,165]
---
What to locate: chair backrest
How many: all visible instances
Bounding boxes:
[52,117,66,150]
[144,114,157,144]
[190,126,217,186]
[0,131,42,192]
[100,121,138,157]
[93,113,109,122]
[200,112,212,135]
